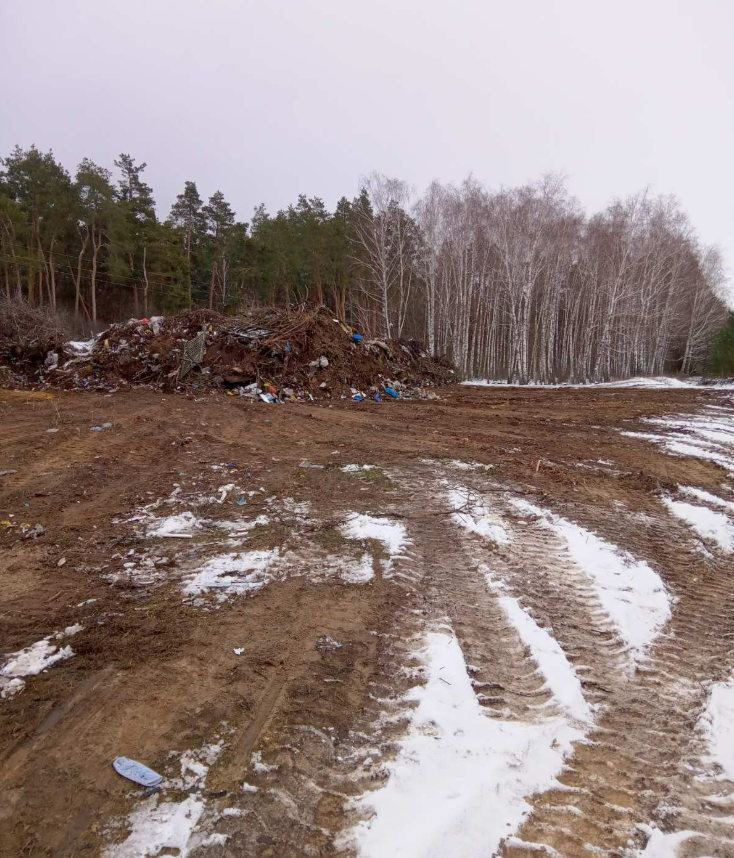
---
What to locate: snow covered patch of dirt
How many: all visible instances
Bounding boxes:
[104,739,228,857]
[623,404,734,473]
[631,825,699,857]
[1,636,76,699]
[343,629,584,858]
[340,514,408,574]
[487,574,593,724]
[447,485,510,544]
[698,672,734,780]
[509,499,672,668]
[679,485,734,513]
[662,498,734,553]
[181,549,280,601]
[340,554,376,584]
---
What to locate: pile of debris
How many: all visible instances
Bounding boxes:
[2,304,454,401]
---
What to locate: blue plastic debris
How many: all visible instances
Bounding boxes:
[384,386,399,399]
[373,393,382,402]
[352,394,364,401]
[113,757,163,787]
[236,498,247,506]
[352,334,363,344]
[285,341,292,353]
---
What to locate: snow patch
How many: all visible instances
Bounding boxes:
[662,499,734,553]
[488,576,592,723]
[699,672,734,780]
[342,554,375,584]
[104,795,206,858]
[509,499,671,667]
[1,637,75,699]
[340,514,408,574]
[632,825,698,857]
[343,630,584,858]
[447,486,510,544]
[182,549,279,600]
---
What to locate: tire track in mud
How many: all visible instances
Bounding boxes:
[433,466,734,858]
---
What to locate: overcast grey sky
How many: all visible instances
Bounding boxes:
[1,0,732,295]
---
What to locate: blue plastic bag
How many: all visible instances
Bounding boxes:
[113,757,163,787]
[384,386,399,399]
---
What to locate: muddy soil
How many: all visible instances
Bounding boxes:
[1,384,733,858]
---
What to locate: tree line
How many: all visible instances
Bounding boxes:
[0,145,730,382]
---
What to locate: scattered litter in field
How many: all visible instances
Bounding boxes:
[105,739,226,857]
[1,636,75,699]
[698,672,734,780]
[662,498,734,553]
[57,624,83,638]
[342,464,376,473]
[343,629,584,858]
[487,575,592,723]
[509,499,671,667]
[447,486,509,544]
[182,549,279,601]
[340,514,408,574]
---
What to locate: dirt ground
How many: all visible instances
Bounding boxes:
[2,383,734,858]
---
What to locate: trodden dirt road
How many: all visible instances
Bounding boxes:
[1,383,734,858]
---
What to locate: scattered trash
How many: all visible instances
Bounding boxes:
[0,469,18,477]
[299,460,324,469]
[46,428,59,433]
[384,386,399,399]
[236,498,247,506]
[22,523,45,540]
[90,426,103,432]
[6,304,452,399]
[57,557,66,567]
[113,757,163,788]
[352,394,364,402]
[373,393,382,402]
[316,635,343,651]
[233,648,244,655]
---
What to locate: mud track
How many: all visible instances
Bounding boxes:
[1,384,734,857]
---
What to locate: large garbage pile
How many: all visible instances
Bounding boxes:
[1,304,454,401]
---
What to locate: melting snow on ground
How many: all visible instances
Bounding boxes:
[698,671,734,781]
[461,376,702,390]
[341,554,376,584]
[447,486,510,544]
[487,575,592,724]
[340,514,408,574]
[1,633,77,699]
[622,403,734,474]
[510,499,671,667]
[631,825,699,857]
[344,629,584,858]
[662,498,734,553]
[182,549,279,601]
[105,741,227,858]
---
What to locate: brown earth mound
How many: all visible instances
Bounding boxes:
[1,303,454,400]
